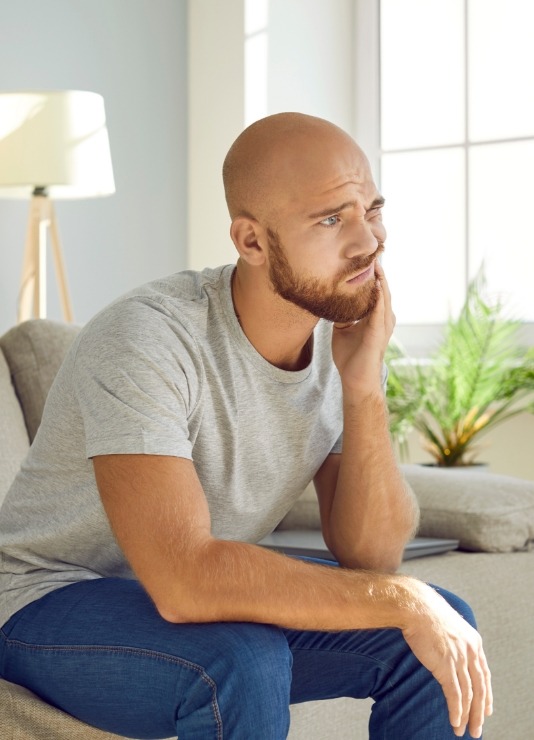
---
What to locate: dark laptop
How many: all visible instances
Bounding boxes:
[259,530,459,562]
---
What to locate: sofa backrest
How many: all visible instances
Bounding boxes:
[0,320,80,507]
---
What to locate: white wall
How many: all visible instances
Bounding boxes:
[0,0,188,333]
[187,0,244,271]
[187,0,356,271]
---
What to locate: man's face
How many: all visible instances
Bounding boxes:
[263,134,387,324]
[268,227,383,323]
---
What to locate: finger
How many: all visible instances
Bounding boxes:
[374,261,394,332]
[374,259,387,292]
[480,649,493,716]
[369,272,385,323]
[456,657,474,734]
[467,658,486,738]
[374,257,385,277]
[374,259,388,288]
[441,673,464,735]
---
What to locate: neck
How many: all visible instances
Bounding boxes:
[231,260,318,371]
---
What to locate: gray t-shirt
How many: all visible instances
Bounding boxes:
[0,265,346,627]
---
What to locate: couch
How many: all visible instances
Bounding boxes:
[0,319,533,740]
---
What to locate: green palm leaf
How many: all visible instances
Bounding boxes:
[386,269,534,466]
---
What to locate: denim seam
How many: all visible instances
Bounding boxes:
[3,638,223,740]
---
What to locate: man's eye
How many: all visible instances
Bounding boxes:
[320,215,339,227]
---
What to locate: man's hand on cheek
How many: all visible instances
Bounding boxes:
[331,261,395,398]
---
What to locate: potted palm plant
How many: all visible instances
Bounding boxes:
[386,273,534,467]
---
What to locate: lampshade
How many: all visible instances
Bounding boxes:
[0,90,115,199]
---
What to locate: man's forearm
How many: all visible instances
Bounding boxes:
[162,534,421,629]
[326,391,419,571]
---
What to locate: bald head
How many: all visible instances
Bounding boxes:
[222,113,360,223]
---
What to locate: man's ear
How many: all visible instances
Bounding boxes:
[229,217,267,266]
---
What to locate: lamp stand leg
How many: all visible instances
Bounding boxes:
[17,196,74,324]
[18,198,41,323]
[35,199,50,319]
[48,201,74,323]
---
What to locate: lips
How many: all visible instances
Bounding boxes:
[342,243,384,284]
[346,262,374,284]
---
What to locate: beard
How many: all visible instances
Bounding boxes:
[267,228,383,323]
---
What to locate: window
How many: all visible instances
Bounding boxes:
[378,0,534,337]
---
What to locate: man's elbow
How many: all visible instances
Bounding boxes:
[153,590,217,625]
[149,586,197,624]
[139,560,210,624]
[338,550,404,574]
[149,541,229,625]
[154,599,190,624]
[330,534,408,573]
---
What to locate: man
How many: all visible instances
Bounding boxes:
[0,113,492,739]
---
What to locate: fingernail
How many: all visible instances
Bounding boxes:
[473,727,482,738]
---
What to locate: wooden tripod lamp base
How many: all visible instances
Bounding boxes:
[18,192,74,324]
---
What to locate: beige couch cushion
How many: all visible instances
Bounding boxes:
[277,483,321,531]
[278,464,534,553]
[0,679,132,740]
[0,350,29,504]
[0,320,80,443]
[403,464,534,552]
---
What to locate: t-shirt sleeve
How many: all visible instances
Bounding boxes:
[72,299,202,460]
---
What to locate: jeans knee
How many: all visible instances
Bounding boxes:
[200,623,291,738]
[214,622,292,689]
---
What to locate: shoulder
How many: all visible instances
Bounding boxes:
[77,265,233,359]
[69,268,233,399]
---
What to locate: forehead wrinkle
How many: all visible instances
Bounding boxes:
[306,201,357,220]
[323,165,377,196]
[305,173,380,218]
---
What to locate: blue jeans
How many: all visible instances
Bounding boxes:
[0,574,479,739]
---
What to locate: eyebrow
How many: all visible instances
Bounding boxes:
[307,195,385,220]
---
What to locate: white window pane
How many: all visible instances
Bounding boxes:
[245,32,268,126]
[469,141,534,320]
[469,0,534,141]
[245,0,268,36]
[381,148,466,323]
[380,0,465,150]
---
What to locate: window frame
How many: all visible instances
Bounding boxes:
[353,0,534,354]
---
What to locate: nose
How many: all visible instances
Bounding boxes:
[342,220,382,260]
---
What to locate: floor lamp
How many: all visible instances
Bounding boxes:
[0,91,115,323]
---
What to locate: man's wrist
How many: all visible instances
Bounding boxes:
[383,574,432,631]
[341,383,385,407]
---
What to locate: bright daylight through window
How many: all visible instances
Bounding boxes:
[380,0,534,327]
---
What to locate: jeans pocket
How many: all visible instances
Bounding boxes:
[0,602,29,639]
